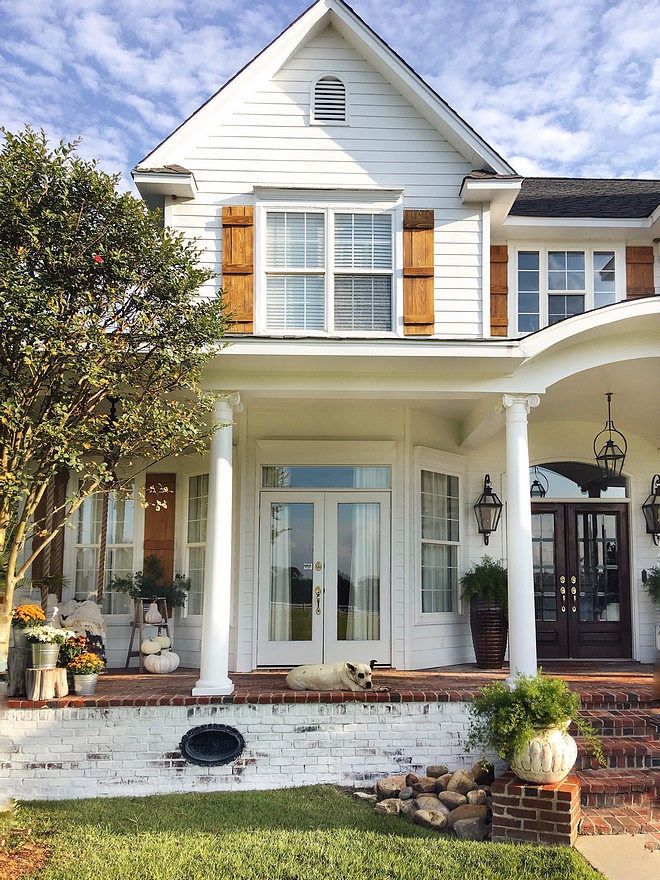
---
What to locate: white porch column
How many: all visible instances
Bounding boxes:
[193,392,243,696]
[500,393,540,685]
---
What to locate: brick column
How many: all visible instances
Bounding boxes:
[491,771,581,846]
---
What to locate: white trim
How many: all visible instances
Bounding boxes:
[482,205,490,339]
[504,216,652,229]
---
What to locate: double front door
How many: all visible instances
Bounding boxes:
[257,492,391,667]
[532,502,631,659]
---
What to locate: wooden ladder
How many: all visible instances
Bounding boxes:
[125,598,170,673]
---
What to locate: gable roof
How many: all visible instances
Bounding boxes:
[510,177,660,219]
[135,0,515,176]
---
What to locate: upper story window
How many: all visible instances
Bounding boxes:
[311,75,347,124]
[264,209,394,334]
[516,246,620,333]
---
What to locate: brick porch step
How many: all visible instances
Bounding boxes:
[576,768,660,808]
[571,710,660,739]
[574,736,660,770]
[575,690,657,710]
[579,807,660,850]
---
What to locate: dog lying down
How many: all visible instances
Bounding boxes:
[286,660,377,692]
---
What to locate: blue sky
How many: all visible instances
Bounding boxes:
[2,0,660,189]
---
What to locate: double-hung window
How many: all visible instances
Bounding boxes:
[420,470,459,613]
[263,208,395,334]
[186,474,209,616]
[516,246,620,333]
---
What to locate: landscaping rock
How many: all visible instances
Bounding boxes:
[374,798,401,817]
[434,773,453,792]
[399,787,413,801]
[399,799,418,816]
[466,789,488,806]
[453,816,490,841]
[471,761,495,786]
[414,794,441,812]
[412,777,437,794]
[376,775,407,800]
[446,770,476,795]
[405,773,418,787]
[414,809,448,832]
[426,764,449,778]
[446,804,489,829]
[438,790,467,810]
[354,792,378,804]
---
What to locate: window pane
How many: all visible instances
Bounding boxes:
[594,252,615,305]
[188,474,209,543]
[336,503,380,641]
[421,471,459,542]
[518,252,539,271]
[335,213,392,269]
[519,314,540,333]
[108,493,134,545]
[549,294,585,323]
[266,212,324,269]
[548,251,585,291]
[261,466,390,489]
[334,275,392,331]
[421,544,457,613]
[77,494,103,545]
[269,503,314,641]
[267,275,324,330]
[187,546,205,615]
[518,252,539,332]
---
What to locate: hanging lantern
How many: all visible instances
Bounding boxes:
[474,475,503,545]
[530,467,549,498]
[593,393,627,480]
[642,474,660,546]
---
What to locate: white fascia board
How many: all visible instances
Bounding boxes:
[460,179,522,205]
[254,186,404,204]
[132,171,197,200]
[219,337,523,360]
[504,215,649,229]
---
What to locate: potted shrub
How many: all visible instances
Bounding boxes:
[110,554,191,617]
[67,651,105,696]
[11,604,46,648]
[24,626,71,669]
[460,556,508,669]
[644,564,660,606]
[465,672,604,784]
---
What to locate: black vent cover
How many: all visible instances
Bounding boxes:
[180,724,245,766]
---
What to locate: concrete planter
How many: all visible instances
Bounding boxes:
[510,725,577,784]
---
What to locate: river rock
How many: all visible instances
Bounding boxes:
[414,809,448,831]
[446,804,489,829]
[472,761,495,786]
[447,770,477,795]
[438,790,467,810]
[467,789,488,806]
[376,775,407,800]
[434,773,453,792]
[412,776,438,794]
[453,816,490,841]
[399,787,413,800]
[374,798,401,817]
[405,773,419,787]
[426,764,449,778]
[414,794,441,812]
[400,799,418,816]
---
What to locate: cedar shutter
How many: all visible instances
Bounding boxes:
[222,206,254,333]
[626,246,655,300]
[31,470,68,589]
[143,473,176,586]
[490,245,508,337]
[403,210,435,335]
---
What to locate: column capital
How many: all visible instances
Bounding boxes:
[216,391,244,413]
[496,393,541,415]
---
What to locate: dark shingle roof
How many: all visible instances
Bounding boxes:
[510,177,660,219]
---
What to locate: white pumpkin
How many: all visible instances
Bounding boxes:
[140,638,161,654]
[144,601,162,625]
[144,649,180,674]
[153,635,171,649]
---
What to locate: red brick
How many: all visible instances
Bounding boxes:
[525,820,559,833]
[492,816,523,830]
[508,807,538,819]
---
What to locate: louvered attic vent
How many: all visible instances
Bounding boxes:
[313,76,347,123]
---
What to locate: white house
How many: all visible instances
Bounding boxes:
[43,0,660,691]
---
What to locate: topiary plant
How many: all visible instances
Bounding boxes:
[465,671,604,766]
[460,555,508,607]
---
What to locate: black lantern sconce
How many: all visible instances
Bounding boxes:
[530,467,549,498]
[593,393,627,480]
[642,474,660,545]
[474,475,503,545]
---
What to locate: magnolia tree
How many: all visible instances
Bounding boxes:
[0,128,228,669]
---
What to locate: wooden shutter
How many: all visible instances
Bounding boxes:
[143,473,176,586]
[403,210,435,335]
[31,470,68,587]
[626,246,655,300]
[222,206,254,333]
[490,245,508,336]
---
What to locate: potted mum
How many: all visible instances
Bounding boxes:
[24,626,71,669]
[460,556,508,669]
[11,604,46,648]
[465,672,604,784]
[67,652,105,696]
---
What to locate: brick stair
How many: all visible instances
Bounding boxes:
[572,692,660,850]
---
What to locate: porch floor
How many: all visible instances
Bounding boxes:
[6,661,657,709]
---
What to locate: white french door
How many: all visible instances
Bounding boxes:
[257,491,390,667]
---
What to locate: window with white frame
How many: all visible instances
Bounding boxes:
[420,470,459,613]
[264,209,394,333]
[516,247,619,333]
[186,474,208,615]
[74,486,135,614]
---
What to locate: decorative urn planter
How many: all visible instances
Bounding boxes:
[30,643,60,669]
[510,725,578,784]
[73,673,99,696]
[469,596,508,669]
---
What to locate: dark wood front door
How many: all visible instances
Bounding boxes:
[532,502,632,659]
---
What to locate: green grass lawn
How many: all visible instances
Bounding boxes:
[0,785,605,880]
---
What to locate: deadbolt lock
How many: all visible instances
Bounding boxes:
[560,576,566,584]
[560,586,566,595]
[315,561,322,571]
[570,576,577,584]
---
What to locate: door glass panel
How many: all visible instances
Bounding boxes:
[262,466,390,489]
[532,513,557,621]
[577,513,620,622]
[336,502,380,641]
[269,502,314,641]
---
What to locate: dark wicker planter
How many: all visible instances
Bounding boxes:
[469,595,508,669]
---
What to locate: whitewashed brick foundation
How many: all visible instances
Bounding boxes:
[0,701,477,800]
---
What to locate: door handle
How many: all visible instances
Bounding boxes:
[315,586,322,615]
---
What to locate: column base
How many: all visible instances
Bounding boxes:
[192,678,235,696]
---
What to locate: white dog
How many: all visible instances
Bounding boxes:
[285,660,377,692]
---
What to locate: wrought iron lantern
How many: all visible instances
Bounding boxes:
[474,474,503,545]
[530,467,549,498]
[593,393,627,480]
[642,474,660,545]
